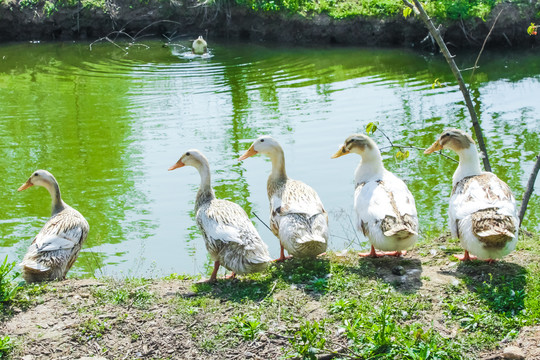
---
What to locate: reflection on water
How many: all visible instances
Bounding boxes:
[0,41,538,278]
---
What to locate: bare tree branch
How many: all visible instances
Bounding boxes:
[470,9,504,81]
[519,154,540,226]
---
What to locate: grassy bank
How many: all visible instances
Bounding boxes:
[1,231,539,359]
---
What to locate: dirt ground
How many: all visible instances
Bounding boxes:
[1,244,538,360]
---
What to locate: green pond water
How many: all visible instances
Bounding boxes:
[0,40,538,278]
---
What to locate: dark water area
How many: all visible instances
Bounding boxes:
[0,40,538,278]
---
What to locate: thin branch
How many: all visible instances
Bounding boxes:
[403,0,492,172]
[132,20,183,40]
[519,154,540,226]
[379,144,459,163]
[252,211,272,232]
[470,9,504,81]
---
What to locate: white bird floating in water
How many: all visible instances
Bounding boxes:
[169,150,272,282]
[18,170,89,283]
[424,128,518,262]
[239,136,328,262]
[191,35,208,55]
[332,134,418,257]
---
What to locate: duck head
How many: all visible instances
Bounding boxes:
[424,128,475,154]
[18,170,56,191]
[331,134,377,158]
[238,135,281,160]
[169,149,208,171]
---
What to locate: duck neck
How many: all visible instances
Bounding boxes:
[268,146,288,184]
[195,159,215,210]
[355,148,385,182]
[453,146,483,185]
[44,179,65,215]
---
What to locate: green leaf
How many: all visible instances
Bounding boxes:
[528,23,537,36]
[396,150,409,161]
[403,7,412,18]
[366,122,378,135]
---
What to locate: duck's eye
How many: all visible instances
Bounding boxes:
[260,139,265,143]
[186,152,190,156]
[33,172,38,177]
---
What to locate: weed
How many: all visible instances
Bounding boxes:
[229,314,265,341]
[287,320,327,360]
[0,256,20,304]
[75,318,109,342]
[0,335,12,359]
[306,277,328,293]
[328,298,357,314]
[92,278,155,309]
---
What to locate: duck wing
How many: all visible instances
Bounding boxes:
[22,207,89,273]
[270,179,328,248]
[197,199,271,262]
[451,173,517,246]
[355,173,418,239]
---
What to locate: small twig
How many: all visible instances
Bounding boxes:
[253,211,272,232]
[133,20,182,40]
[258,280,278,303]
[470,9,504,81]
[379,145,458,163]
[519,154,540,226]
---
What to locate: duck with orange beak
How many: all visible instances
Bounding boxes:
[17,170,89,282]
[424,129,518,261]
[169,150,271,282]
[332,134,418,257]
[239,136,328,261]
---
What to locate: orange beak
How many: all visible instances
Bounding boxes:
[238,145,257,161]
[168,160,185,171]
[331,145,349,159]
[18,179,33,191]
[424,140,443,154]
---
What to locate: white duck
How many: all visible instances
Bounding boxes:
[238,136,328,261]
[18,170,89,282]
[332,134,418,257]
[169,150,271,282]
[424,128,518,261]
[191,36,208,55]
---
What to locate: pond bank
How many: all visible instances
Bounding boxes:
[0,0,539,49]
[1,232,540,359]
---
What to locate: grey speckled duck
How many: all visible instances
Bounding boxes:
[18,170,89,283]
[169,150,271,282]
[239,136,328,262]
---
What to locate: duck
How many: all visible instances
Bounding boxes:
[17,170,89,282]
[238,136,328,261]
[169,150,272,282]
[191,36,208,55]
[332,134,418,257]
[424,128,518,261]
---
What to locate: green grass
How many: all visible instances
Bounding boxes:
[91,277,156,309]
[2,232,540,358]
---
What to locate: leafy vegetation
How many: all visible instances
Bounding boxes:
[0,256,20,360]
[0,256,20,305]
[0,336,12,359]
[1,0,529,21]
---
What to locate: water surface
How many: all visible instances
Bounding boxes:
[0,40,538,278]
